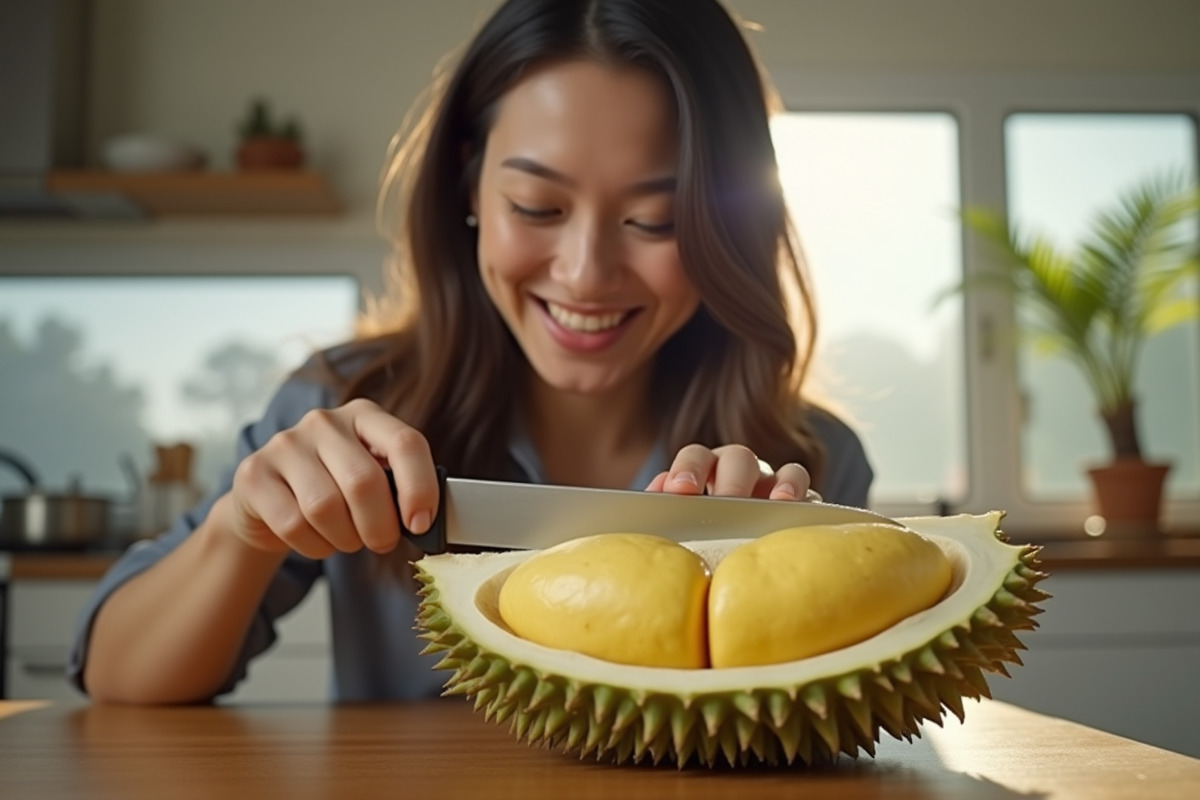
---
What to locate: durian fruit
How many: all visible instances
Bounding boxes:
[414,512,1048,767]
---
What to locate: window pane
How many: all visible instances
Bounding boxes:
[0,276,359,510]
[1006,113,1200,500]
[771,113,965,504]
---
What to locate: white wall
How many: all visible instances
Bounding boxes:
[80,0,1200,216]
[4,0,1200,286]
[737,0,1200,70]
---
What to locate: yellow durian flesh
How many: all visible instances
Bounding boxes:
[498,522,952,670]
[497,532,711,669]
[708,522,953,667]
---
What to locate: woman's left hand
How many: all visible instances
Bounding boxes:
[645,444,816,501]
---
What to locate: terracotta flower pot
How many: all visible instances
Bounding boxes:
[236,136,304,171]
[1085,458,1171,537]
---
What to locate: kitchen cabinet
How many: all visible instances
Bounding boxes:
[4,577,330,703]
[987,569,1200,758]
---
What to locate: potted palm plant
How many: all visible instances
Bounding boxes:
[959,171,1199,535]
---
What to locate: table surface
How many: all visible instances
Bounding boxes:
[2,698,1197,800]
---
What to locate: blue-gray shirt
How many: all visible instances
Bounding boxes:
[68,366,873,702]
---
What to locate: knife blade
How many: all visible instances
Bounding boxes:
[389,467,896,556]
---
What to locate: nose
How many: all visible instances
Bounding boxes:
[549,218,622,299]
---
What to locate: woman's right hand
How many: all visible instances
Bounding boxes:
[217,398,440,559]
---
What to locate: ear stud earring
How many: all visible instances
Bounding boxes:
[466,214,478,228]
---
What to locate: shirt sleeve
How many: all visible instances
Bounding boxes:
[66,370,337,698]
[807,407,875,509]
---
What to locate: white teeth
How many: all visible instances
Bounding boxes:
[545,302,627,333]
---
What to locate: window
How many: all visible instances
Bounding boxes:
[1006,113,1200,501]
[0,276,359,522]
[771,113,965,506]
[769,70,1200,533]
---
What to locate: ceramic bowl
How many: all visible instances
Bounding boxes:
[101,134,206,172]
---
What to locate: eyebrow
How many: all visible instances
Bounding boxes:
[500,156,676,196]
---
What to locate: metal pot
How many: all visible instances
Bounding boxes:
[0,450,110,550]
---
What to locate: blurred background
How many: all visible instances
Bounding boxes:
[0,0,1197,755]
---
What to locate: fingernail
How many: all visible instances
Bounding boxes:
[409,510,431,534]
[671,472,699,488]
[773,482,798,499]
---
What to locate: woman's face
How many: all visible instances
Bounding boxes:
[473,60,700,396]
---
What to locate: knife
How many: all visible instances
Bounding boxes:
[389,467,897,556]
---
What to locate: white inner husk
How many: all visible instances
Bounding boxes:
[422,511,1017,693]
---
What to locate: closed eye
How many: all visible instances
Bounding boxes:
[628,220,675,237]
[509,201,561,221]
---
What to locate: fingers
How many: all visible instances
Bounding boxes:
[659,443,715,495]
[644,471,670,492]
[311,418,402,554]
[270,428,364,554]
[658,444,814,502]
[709,445,767,498]
[227,399,438,560]
[349,402,439,535]
[768,462,814,502]
[232,454,336,560]
[662,444,763,497]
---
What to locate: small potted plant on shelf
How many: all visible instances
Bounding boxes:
[236,98,305,170]
[957,171,1199,535]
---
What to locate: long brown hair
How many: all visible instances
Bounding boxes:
[333,0,826,487]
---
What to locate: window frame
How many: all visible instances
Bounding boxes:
[769,69,1200,535]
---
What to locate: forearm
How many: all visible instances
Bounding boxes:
[82,494,288,705]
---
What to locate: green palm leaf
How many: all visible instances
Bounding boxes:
[951,169,1200,452]
[1143,297,1199,335]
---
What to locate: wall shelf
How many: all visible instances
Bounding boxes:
[45,170,341,218]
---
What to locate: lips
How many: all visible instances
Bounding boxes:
[534,297,641,353]
[543,300,629,332]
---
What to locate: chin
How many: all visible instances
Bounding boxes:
[535,365,626,396]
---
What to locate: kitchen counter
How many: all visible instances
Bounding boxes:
[1,697,1197,799]
[1028,534,1200,569]
[4,552,124,579]
[5,533,1200,581]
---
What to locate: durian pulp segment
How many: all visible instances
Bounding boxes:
[497,532,710,668]
[423,512,1011,693]
[708,522,953,667]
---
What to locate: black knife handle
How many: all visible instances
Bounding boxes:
[385,464,448,556]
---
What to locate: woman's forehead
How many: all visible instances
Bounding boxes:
[484,60,679,179]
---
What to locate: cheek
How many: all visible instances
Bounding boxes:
[642,248,700,319]
[478,212,551,286]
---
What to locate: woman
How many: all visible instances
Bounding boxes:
[72,0,873,704]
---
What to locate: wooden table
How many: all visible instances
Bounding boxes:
[2,698,1197,799]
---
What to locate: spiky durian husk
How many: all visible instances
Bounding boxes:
[413,517,1049,768]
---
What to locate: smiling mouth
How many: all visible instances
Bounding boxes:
[541,299,636,333]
